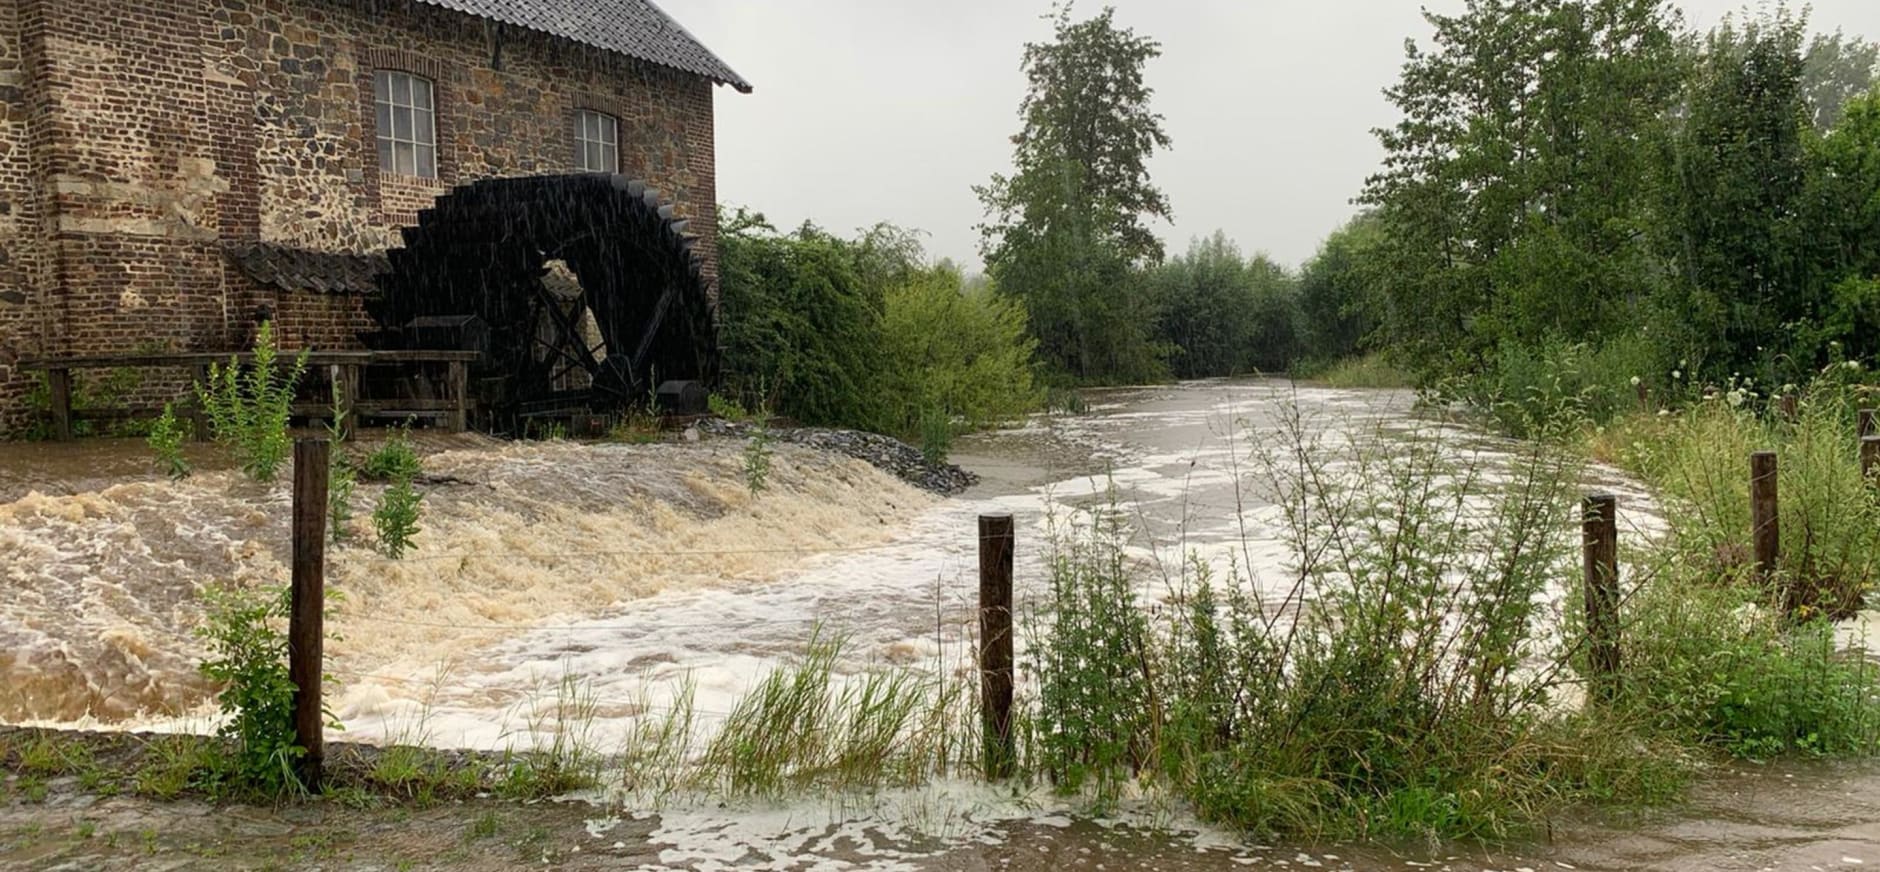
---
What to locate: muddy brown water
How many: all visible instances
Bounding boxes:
[1,379,1875,869]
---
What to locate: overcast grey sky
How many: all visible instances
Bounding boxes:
[673,1,1880,271]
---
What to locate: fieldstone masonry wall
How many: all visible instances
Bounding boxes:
[0,0,723,436]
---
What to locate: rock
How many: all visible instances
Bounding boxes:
[696,419,978,496]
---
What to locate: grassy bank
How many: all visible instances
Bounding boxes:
[1008,410,1873,843]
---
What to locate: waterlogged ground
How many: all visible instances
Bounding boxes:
[0,378,1874,869]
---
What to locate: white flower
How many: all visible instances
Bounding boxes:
[1658,409,1671,417]
[1727,390,1746,408]
[1672,370,1682,380]
[1630,376,1642,387]
[1848,361,1863,371]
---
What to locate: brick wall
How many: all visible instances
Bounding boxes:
[0,0,725,436]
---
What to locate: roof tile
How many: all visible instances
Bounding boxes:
[417,0,750,92]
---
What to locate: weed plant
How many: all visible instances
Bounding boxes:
[744,413,774,495]
[194,584,308,796]
[359,430,422,482]
[146,404,190,480]
[196,322,308,482]
[373,478,423,558]
[1607,373,1880,619]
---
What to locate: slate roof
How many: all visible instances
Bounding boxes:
[417,0,751,92]
[227,243,390,296]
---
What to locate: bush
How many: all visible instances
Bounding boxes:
[196,322,308,481]
[877,266,1040,437]
[1455,335,1667,438]
[1618,577,1879,758]
[195,584,307,796]
[1022,415,1598,840]
[718,211,1042,438]
[146,404,191,480]
[359,432,422,482]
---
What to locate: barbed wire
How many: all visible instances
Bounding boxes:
[337,540,935,566]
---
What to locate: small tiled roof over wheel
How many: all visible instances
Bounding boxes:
[418,0,751,92]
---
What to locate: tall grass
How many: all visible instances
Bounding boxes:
[1016,398,1880,842]
[1605,374,1880,619]
[696,630,969,796]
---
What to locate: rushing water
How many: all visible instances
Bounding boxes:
[2,379,1873,870]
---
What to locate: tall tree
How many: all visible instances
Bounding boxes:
[1802,30,1880,133]
[1659,10,1814,373]
[1151,233,1300,378]
[978,4,1173,383]
[1360,0,1685,377]
[1296,214,1385,363]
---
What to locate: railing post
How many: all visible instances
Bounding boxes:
[447,360,468,433]
[189,364,213,442]
[1860,408,1876,440]
[1862,436,1880,485]
[978,513,1015,779]
[1777,393,1798,422]
[46,368,72,441]
[290,438,329,792]
[1582,494,1620,701]
[1751,450,1780,584]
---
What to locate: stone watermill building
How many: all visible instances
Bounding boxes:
[0,0,749,436]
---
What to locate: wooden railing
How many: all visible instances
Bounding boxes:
[16,350,481,440]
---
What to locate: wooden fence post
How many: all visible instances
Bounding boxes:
[978,513,1015,779]
[1750,451,1780,584]
[1582,494,1620,701]
[1777,394,1798,422]
[1863,435,1880,484]
[1860,408,1876,440]
[46,368,72,441]
[290,438,329,792]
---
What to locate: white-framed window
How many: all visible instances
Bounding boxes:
[375,70,437,179]
[575,109,619,173]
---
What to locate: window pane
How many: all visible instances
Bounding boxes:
[412,78,432,111]
[378,138,393,172]
[395,141,414,176]
[376,101,391,136]
[604,143,618,171]
[415,144,436,179]
[397,72,413,107]
[601,117,617,145]
[414,108,434,145]
[374,71,391,102]
[392,105,410,141]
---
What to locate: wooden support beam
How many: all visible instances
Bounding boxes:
[447,360,469,432]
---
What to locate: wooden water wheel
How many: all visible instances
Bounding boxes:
[364,174,717,430]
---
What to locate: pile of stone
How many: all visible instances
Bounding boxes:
[696,419,978,496]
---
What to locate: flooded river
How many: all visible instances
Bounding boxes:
[2,378,1875,870]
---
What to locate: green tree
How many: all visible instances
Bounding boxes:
[1361,0,1685,378]
[1296,214,1385,364]
[1150,233,1299,377]
[878,265,1041,434]
[978,4,1173,384]
[1658,10,1814,376]
[1802,30,1879,133]
[1803,86,1880,359]
[717,210,888,429]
